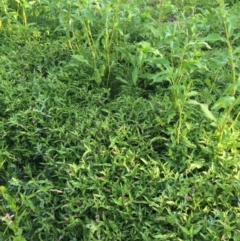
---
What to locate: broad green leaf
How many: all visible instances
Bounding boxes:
[193,225,203,235]
[152,57,170,66]
[187,99,200,105]
[227,15,238,38]
[13,235,27,241]
[205,78,211,88]
[140,70,170,84]
[199,103,216,122]
[194,61,209,71]
[188,100,216,122]
[233,46,240,54]
[0,185,8,194]
[189,161,204,171]
[140,72,159,80]
[212,96,236,110]
[235,95,240,105]
[203,33,225,42]
[209,53,229,68]
[151,75,169,84]
[138,41,160,55]
[233,33,240,43]
[169,84,185,90]
[71,55,91,66]
[223,80,240,95]
[132,67,139,85]
[80,8,95,22]
[187,91,198,97]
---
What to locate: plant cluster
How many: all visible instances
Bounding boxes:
[0,0,240,240]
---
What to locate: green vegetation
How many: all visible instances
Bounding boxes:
[0,0,240,240]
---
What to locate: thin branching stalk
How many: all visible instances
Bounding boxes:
[217,0,236,95]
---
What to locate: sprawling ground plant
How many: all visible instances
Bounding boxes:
[0,0,240,240]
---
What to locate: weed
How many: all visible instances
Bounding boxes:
[0,0,240,240]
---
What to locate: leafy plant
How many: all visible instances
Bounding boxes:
[0,0,240,240]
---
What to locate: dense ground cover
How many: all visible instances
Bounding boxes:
[0,0,240,240]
